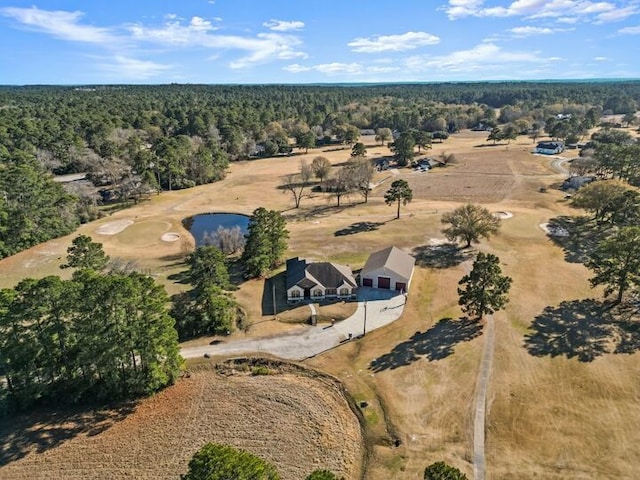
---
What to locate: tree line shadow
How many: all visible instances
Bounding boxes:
[370,317,483,372]
[545,215,613,264]
[412,243,473,269]
[524,299,640,362]
[0,401,136,466]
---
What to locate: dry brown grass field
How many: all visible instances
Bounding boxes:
[0,361,363,480]
[1,130,639,479]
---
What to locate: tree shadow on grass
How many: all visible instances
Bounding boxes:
[524,299,640,362]
[545,215,613,264]
[0,401,136,466]
[282,203,356,222]
[334,221,386,236]
[370,317,483,372]
[412,243,473,269]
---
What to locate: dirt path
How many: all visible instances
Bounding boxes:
[472,312,495,480]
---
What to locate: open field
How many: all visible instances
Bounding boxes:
[1,130,639,479]
[0,361,363,480]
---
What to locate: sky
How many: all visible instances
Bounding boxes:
[0,0,639,85]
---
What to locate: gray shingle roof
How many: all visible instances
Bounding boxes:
[286,257,356,290]
[361,246,415,280]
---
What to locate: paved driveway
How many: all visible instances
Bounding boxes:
[180,288,407,361]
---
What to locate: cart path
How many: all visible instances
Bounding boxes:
[473,312,495,480]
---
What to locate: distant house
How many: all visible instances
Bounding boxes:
[286,257,357,303]
[360,129,376,136]
[562,176,595,190]
[360,246,415,292]
[374,158,390,171]
[535,141,564,155]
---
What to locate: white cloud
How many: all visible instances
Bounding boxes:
[283,62,401,76]
[99,55,172,80]
[0,6,117,43]
[348,31,440,52]
[618,24,640,33]
[443,0,639,23]
[128,19,307,68]
[189,16,217,32]
[283,64,312,73]
[405,42,551,72]
[597,5,640,22]
[594,56,608,60]
[314,63,363,74]
[443,0,485,19]
[263,19,305,31]
[508,26,554,36]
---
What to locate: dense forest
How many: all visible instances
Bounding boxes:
[1,81,639,258]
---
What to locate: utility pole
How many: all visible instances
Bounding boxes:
[363,300,367,336]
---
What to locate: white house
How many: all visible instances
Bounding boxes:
[360,246,416,292]
[286,257,357,303]
[535,141,564,155]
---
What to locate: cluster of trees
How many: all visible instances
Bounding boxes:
[181,443,344,480]
[181,442,469,480]
[561,120,640,305]
[569,179,640,304]
[0,235,182,411]
[171,246,244,340]
[283,156,375,209]
[0,157,80,258]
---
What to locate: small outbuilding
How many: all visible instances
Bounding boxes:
[360,246,415,292]
[535,141,564,155]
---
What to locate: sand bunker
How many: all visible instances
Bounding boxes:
[161,232,180,242]
[429,238,449,246]
[493,211,513,219]
[96,219,134,235]
[540,223,569,237]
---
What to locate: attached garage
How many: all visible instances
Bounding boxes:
[360,246,416,292]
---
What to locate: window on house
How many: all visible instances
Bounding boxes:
[325,289,337,296]
[290,290,301,298]
[339,288,350,296]
[312,289,323,297]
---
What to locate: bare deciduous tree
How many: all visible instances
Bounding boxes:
[282,161,312,208]
[204,225,246,255]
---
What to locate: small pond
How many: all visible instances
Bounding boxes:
[183,213,250,247]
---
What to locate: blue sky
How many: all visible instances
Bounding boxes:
[1,0,639,84]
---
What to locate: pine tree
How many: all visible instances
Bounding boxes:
[458,253,512,320]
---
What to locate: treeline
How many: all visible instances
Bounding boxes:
[2,82,639,174]
[0,239,182,412]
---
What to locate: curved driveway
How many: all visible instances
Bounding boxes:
[180,288,407,361]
